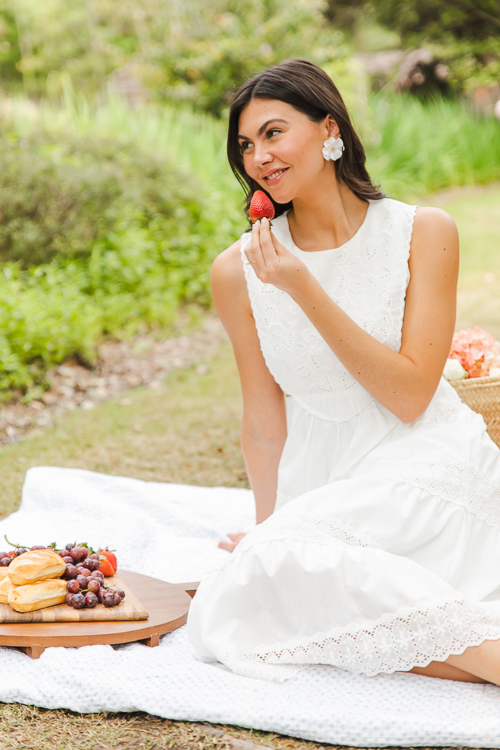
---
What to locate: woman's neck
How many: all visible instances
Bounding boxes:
[286,178,370,253]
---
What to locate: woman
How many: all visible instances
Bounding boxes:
[187,59,500,685]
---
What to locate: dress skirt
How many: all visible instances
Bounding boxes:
[187,379,500,682]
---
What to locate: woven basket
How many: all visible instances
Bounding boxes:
[450,374,500,447]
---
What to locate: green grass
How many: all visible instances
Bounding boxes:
[367,95,500,197]
[428,184,500,337]
[0,343,245,518]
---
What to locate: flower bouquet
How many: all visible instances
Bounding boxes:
[443,327,500,381]
[444,327,500,446]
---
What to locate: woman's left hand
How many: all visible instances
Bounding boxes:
[245,217,310,295]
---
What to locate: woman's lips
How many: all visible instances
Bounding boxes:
[263,167,289,187]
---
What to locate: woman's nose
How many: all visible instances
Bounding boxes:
[253,143,272,168]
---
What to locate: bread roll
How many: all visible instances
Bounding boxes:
[0,567,9,580]
[0,575,16,604]
[8,579,67,613]
[8,549,65,586]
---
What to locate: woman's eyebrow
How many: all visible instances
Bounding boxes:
[237,118,288,141]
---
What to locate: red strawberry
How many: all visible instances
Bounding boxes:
[99,549,117,577]
[249,190,275,223]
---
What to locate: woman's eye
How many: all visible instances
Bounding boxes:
[240,141,251,152]
[267,129,281,138]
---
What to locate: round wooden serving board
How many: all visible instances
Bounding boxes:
[0,570,193,659]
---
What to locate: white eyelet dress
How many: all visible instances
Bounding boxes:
[187,198,500,682]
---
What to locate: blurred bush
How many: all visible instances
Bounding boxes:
[1,0,348,116]
[326,0,500,96]
[0,129,215,266]
[0,113,240,396]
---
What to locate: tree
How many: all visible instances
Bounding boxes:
[325,0,500,40]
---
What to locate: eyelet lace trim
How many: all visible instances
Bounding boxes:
[411,400,464,428]
[236,509,381,554]
[245,597,500,678]
[241,199,417,423]
[358,458,500,531]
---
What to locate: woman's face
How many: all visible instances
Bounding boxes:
[237,98,339,204]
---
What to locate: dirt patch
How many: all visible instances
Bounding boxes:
[0,316,226,446]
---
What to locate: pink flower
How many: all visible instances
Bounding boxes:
[449,327,500,378]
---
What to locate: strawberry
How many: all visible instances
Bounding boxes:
[99,549,117,577]
[249,190,275,224]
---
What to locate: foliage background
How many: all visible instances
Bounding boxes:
[0,0,498,398]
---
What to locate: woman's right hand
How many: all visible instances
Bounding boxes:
[218,533,247,553]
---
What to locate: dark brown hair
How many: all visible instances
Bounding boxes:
[227,58,384,221]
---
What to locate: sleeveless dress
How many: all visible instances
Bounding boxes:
[187,197,500,682]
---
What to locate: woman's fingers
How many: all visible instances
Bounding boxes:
[244,222,265,275]
[218,532,247,553]
[260,218,293,263]
[245,218,295,285]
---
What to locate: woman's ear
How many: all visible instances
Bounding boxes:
[325,114,341,139]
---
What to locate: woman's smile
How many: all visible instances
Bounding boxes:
[262,166,290,187]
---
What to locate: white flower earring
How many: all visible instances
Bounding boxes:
[322,136,344,161]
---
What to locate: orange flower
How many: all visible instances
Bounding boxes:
[449,327,500,378]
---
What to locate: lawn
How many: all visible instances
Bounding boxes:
[0,185,497,749]
[434,184,500,336]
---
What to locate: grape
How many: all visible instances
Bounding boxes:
[62,556,73,564]
[85,593,98,608]
[65,543,75,551]
[0,552,8,560]
[30,546,46,551]
[89,553,100,560]
[87,579,100,594]
[79,568,91,578]
[76,575,88,588]
[69,546,87,562]
[103,592,115,607]
[64,564,78,580]
[112,592,122,606]
[72,593,86,610]
[65,593,74,606]
[66,580,80,594]
[0,558,10,567]
[15,548,28,556]
[115,589,126,601]
[90,570,104,580]
[88,559,100,571]
[97,587,106,603]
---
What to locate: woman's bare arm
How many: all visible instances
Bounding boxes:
[211,240,287,533]
[246,208,459,424]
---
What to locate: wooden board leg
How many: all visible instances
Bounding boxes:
[145,632,160,648]
[22,645,46,659]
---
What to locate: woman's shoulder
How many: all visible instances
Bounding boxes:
[409,205,459,271]
[382,197,457,231]
[211,238,247,295]
[413,205,457,234]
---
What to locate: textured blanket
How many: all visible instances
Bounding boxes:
[0,466,499,748]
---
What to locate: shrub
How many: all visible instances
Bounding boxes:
[0,116,242,396]
[0,128,219,267]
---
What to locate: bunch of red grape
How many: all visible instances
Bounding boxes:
[61,543,124,610]
[0,547,30,565]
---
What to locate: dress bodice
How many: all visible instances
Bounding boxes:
[240,198,417,422]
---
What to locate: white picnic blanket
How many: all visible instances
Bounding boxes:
[0,466,499,748]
